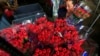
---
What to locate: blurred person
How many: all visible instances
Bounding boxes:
[58,0,74,18]
[43,0,53,17]
[0,0,18,24]
[0,0,18,10]
[65,0,74,17]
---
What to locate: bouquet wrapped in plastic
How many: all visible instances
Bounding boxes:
[0,17,97,56]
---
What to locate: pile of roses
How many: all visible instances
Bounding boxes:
[0,25,31,53]
[0,17,85,56]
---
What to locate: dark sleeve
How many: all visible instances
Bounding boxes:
[58,7,67,18]
[59,0,65,7]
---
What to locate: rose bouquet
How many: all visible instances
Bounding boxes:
[0,17,85,56]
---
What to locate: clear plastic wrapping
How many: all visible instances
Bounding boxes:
[12,12,46,25]
[0,17,91,56]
